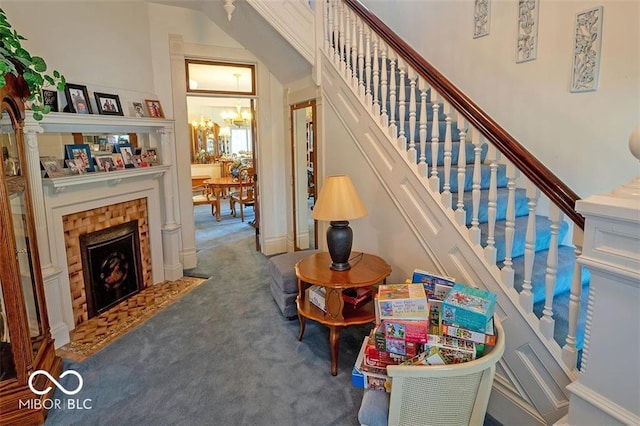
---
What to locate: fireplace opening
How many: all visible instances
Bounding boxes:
[80,220,143,318]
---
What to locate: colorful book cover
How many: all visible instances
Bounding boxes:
[441,317,496,345]
[411,269,456,298]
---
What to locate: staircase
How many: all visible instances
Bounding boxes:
[317,0,589,423]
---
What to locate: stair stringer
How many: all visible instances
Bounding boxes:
[320,51,578,425]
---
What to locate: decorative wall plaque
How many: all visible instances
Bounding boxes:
[474,0,491,38]
[570,6,604,92]
[516,0,539,63]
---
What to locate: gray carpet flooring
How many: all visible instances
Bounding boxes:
[45,204,371,425]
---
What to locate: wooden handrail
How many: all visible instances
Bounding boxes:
[343,0,584,229]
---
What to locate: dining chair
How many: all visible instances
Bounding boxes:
[192,183,217,216]
[230,167,255,222]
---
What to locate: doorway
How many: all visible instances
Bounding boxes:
[291,100,317,251]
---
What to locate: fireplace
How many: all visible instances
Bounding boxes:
[79,220,144,319]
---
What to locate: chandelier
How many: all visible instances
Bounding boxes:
[221,105,251,128]
[190,116,214,131]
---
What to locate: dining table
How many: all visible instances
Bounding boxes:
[204,176,243,221]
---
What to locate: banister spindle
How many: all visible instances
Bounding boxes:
[468,128,482,245]
[501,162,517,288]
[364,27,372,103]
[417,79,428,178]
[351,11,358,88]
[441,101,453,209]
[484,145,499,265]
[388,54,397,139]
[540,204,563,341]
[520,183,539,312]
[357,21,365,97]
[407,70,417,164]
[337,1,345,72]
[455,117,467,227]
[372,34,380,116]
[379,43,388,127]
[397,59,407,150]
[324,0,332,53]
[562,226,583,369]
[429,92,440,193]
[343,8,352,79]
[332,0,340,64]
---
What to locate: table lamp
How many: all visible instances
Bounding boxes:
[311,175,368,271]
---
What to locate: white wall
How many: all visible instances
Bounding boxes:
[360,0,640,198]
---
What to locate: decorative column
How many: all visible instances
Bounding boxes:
[159,124,183,281]
[23,114,70,346]
[566,127,640,425]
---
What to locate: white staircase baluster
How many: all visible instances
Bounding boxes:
[323,0,331,53]
[562,226,583,369]
[344,8,352,80]
[380,43,388,127]
[454,117,467,227]
[388,53,397,139]
[417,78,428,178]
[540,204,563,340]
[372,34,380,116]
[397,59,407,150]
[351,11,358,88]
[484,145,499,265]
[406,69,417,164]
[338,1,345,73]
[519,182,539,312]
[468,128,482,245]
[501,162,517,288]
[357,21,365,97]
[332,0,340,65]
[429,92,440,193]
[441,101,453,209]
[364,27,372,104]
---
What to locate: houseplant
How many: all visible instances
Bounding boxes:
[0,7,65,120]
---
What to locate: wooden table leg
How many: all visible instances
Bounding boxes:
[297,315,306,341]
[329,326,340,376]
[215,187,222,221]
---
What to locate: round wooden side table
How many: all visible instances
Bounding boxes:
[295,252,392,376]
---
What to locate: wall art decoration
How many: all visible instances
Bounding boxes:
[473,0,491,38]
[570,6,603,93]
[516,0,539,63]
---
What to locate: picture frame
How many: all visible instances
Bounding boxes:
[143,148,159,165]
[95,155,115,172]
[64,143,95,172]
[132,101,146,117]
[144,99,164,118]
[111,153,125,170]
[115,143,136,168]
[64,83,93,114]
[42,89,59,113]
[40,157,65,178]
[94,92,124,116]
[66,159,85,175]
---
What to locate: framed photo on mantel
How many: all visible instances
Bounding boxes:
[64,83,92,114]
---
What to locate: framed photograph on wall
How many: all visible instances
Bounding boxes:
[94,92,124,116]
[64,83,92,114]
[42,89,59,113]
[144,99,164,118]
[64,143,95,172]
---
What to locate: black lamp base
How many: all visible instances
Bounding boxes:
[327,220,352,271]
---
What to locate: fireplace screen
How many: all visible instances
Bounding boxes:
[80,220,143,318]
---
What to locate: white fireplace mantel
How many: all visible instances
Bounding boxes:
[22,111,182,348]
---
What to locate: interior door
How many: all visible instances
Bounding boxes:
[250,98,260,251]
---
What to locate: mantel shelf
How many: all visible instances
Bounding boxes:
[25,111,174,134]
[42,165,170,192]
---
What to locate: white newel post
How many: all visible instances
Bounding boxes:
[565,127,640,426]
[159,125,183,281]
[23,117,70,346]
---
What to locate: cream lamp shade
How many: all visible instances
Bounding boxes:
[312,175,367,271]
